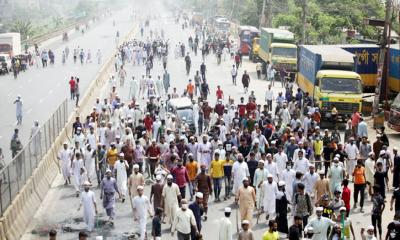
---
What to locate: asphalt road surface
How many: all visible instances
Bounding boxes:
[0,7,135,162]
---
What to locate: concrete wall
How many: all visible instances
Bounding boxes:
[0,26,137,240]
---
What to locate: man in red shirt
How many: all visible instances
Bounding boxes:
[237,97,246,119]
[202,101,212,131]
[216,85,224,100]
[171,160,190,198]
[69,76,76,100]
[351,108,361,138]
[341,179,351,217]
[143,112,153,137]
[186,79,195,99]
[215,99,225,117]
[146,139,161,179]
[246,98,257,118]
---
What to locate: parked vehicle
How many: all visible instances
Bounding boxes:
[297,45,363,122]
[168,97,195,134]
[237,25,260,56]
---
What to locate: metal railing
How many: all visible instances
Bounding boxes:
[0,99,68,216]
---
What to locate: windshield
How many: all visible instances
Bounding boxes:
[392,94,400,110]
[272,47,297,58]
[0,56,5,61]
[320,78,362,94]
[177,109,194,123]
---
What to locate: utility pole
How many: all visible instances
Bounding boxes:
[372,0,391,127]
[301,0,307,44]
[266,0,272,27]
[259,0,266,29]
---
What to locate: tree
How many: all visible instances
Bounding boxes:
[10,20,35,41]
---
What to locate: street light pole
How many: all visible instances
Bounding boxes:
[373,0,391,126]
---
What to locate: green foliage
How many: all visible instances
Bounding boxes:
[273,0,384,44]
[10,20,35,41]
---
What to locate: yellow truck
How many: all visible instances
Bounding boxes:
[258,28,297,74]
[297,45,363,121]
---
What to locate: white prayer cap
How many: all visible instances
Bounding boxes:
[333,157,339,161]
[394,147,398,151]
[266,153,272,157]
[267,173,273,178]
[339,206,347,212]
[242,220,250,225]
[315,126,320,130]
[258,160,265,164]
[195,192,203,198]
[152,139,157,142]
[309,164,315,168]
[63,141,68,145]
[278,181,285,187]
[367,225,374,231]
[133,164,140,169]
[253,139,260,144]
[271,141,276,144]
[298,141,303,145]
[290,137,295,140]
[380,150,386,156]
[96,237,103,240]
[83,181,91,186]
[105,169,112,173]
[224,207,232,213]
[242,177,249,182]
[137,185,144,190]
[167,174,174,179]
[318,170,325,175]
[119,152,124,157]
[369,151,375,156]
[316,207,323,211]
[155,175,162,181]
[116,135,121,139]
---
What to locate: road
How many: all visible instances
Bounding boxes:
[0,6,135,162]
[21,2,400,240]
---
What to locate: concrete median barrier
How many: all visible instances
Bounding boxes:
[0,25,137,239]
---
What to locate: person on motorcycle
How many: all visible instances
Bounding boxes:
[184,52,191,75]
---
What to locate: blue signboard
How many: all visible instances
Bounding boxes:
[298,46,321,84]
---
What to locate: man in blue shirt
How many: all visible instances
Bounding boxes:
[189,192,204,239]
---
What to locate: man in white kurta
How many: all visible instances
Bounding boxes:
[265,154,279,182]
[293,151,310,174]
[219,207,233,240]
[72,152,84,193]
[253,160,269,208]
[132,185,153,240]
[58,142,72,185]
[84,144,96,184]
[305,207,335,240]
[303,165,319,197]
[232,154,250,194]
[78,181,98,232]
[274,148,288,177]
[114,153,129,201]
[281,164,296,202]
[261,174,279,220]
[162,175,181,226]
[197,136,212,169]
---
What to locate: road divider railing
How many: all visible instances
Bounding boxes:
[0,23,138,240]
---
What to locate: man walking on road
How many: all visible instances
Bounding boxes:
[100,169,121,223]
[77,181,98,232]
[171,199,198,240]
[69,77,76,100]
[162,175,181,227]
[132,185,153,240]
[231,65,237,85]
[58,142,72,185]
[13,95,23,125]
[219,207,233,240]
[241,70,250,94]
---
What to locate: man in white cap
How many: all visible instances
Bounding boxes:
[232,154,250,194]
[189,192,204,239]
[100,169,121,223]
[345,137,359,178]
[219,207,233,240]
[253,160,269,209]
[132,185,153,240]
[128,164,145,198]
[162,174,181,227]
[114,153,129,202]
[303,165,318,197]
[281,161,296,202]
[150,175,164,212]
[84,144,96,184]
[328,157,345,195]
[235,178,256,226]
[198,135,212,169]
[274,145,288,177]
[72,152,84,196]
[77,181,97,232]
[361,225,377,240]
[260,173,278,221]
[305,207,335,240]
[57,141,72,185]
[276,181,289,235]
[238,219,254,239]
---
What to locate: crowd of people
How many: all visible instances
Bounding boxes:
[48,11,400,240]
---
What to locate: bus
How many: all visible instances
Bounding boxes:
[214,18,231,34]
[238,26,260,55]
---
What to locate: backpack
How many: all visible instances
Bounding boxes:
[295,192,312,214]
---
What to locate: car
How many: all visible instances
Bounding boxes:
[0,54,11,72]
[167,97,195,134]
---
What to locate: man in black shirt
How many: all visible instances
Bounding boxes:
[152,207,163,239]
[288,215,303,240]
[385,215,400,240]
[238,138,251,159]
[391,188,400,217]
[374,162,387,199]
